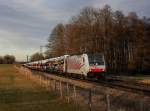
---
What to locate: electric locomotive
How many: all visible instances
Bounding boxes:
[66,53,106,78]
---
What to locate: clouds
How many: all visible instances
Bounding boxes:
[0,29,44,60]
[0,0,149,61]
[93,0,150,17]
[0,0,53,61]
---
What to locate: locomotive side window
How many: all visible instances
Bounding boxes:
[83,57,85,63]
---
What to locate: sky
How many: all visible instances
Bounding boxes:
[0,0,150,61]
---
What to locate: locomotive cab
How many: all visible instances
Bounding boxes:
[87,53,106,78]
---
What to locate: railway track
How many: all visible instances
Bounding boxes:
[69,77,150,96]
[98,80,150,96]
[31,69,150,96]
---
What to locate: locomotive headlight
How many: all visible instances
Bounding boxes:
[89,68,91,72]
[101,68,105,72]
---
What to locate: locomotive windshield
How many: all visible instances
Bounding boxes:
[88,53,104,65]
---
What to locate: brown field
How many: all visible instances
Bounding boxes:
[0,64,76,111]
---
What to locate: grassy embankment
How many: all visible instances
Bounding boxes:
[0,64,76,111]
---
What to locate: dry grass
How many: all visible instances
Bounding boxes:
[0,64,76,111]
[139,80,150,85]
[128,76,150,85]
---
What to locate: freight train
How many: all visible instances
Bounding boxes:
[24,53,106,79]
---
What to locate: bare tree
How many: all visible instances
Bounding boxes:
[47,24,66,57]
[30,53,44,62]
[3,55,15,64]
[0,56,3,64]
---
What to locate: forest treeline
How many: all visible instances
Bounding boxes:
[0,55,16,64]
[46,5,150,74]
[30,52,44,62]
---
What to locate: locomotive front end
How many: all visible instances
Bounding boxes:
[87,53,106,78]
